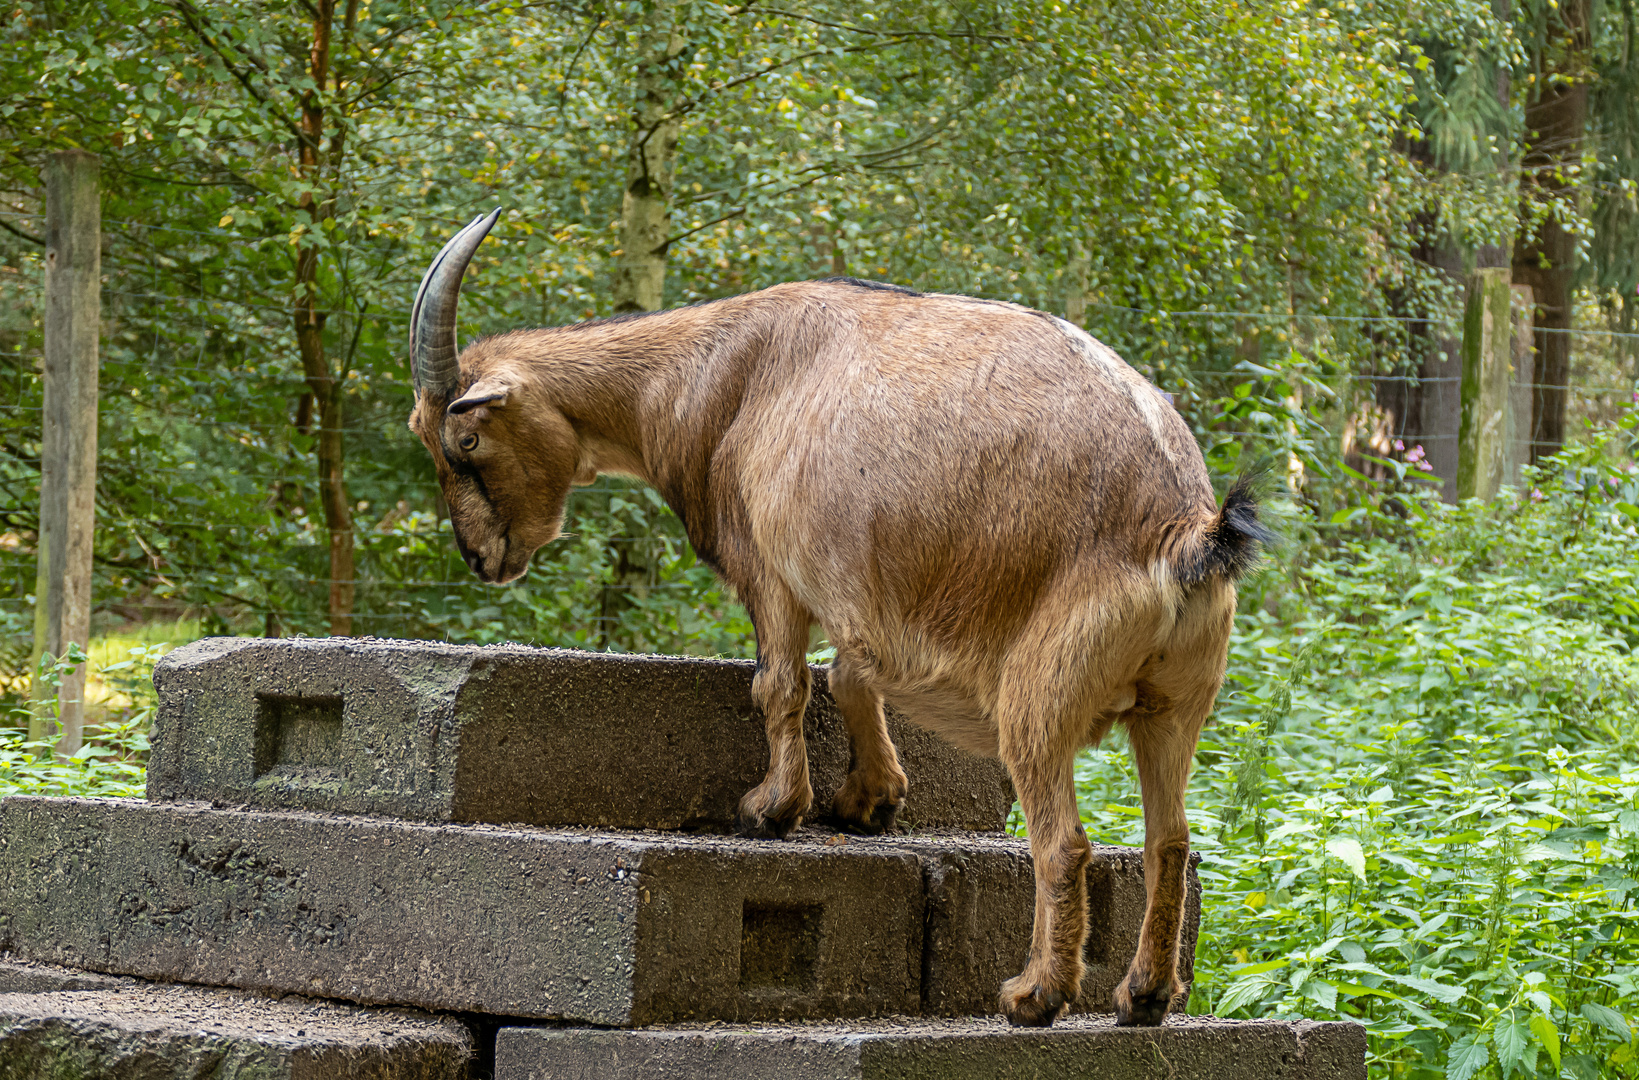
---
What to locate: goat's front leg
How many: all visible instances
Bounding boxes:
[1114,685,1207,1026]
[998,728,1089,1027]
[736,586,815,839]
[828,644,907,834]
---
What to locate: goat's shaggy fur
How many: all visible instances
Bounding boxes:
[409,276,1268,1028]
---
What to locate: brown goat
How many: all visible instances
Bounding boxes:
[407,211,1269,1028]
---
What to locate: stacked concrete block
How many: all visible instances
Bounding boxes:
[0,982,470,1080]
[498,1017,1369,1080]
[147,637,1013,832]
[0,637,1365,1078]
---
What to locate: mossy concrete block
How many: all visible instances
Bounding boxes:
[906,834,1199,1016]
[0,984,469,1080]
[0,797,926,1025]
[494,1016,1367,1080]
[148,637,1013,832]
[0,799,1186,1026]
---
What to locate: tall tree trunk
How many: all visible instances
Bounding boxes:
[1515,0,1591,464]
[612,1,685,314]
[293,0,355,635]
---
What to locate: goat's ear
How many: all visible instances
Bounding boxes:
[447,378,511,416]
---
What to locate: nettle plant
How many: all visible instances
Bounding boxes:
[1074,413,1639,1079]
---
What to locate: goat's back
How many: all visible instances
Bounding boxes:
[720,283,1214,650]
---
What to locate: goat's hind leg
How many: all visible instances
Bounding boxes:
[736,584,816,839]
[827,644,907,834]
[1114,669,1217,1025]
[996,672,1092,1027]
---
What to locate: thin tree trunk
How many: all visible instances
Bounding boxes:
[292,0,355,635]
[612,1,685,314]
[603,3,687,647]
[1515,0,1591,464]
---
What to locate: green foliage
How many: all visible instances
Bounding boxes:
[0,642,159,798]
[1074,421,1639,1077]
[0,0,1565,642]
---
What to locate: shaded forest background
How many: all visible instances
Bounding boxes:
[2,0,1635,650]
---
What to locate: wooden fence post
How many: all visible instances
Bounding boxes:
[1507,284,1536,488]
[1457,267,1513,501]
[31,150,100,758]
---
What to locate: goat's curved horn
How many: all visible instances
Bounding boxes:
[410,208,502,401]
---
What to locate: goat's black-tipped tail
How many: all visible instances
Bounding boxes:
[1177,476,1275,585]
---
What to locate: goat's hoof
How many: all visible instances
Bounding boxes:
[736,784,809,840]
[831,771,907,835]
[1000,975,1069,1028]
[832,798,903,836]
[736,811,802,840]
[1113,974,1175,1027]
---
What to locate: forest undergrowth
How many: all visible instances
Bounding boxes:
[1072,421,1639,1079]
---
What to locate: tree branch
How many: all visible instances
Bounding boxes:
[0,217,43,246]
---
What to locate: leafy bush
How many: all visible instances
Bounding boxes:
[0,642,164,799]
[1074,420,1639,1078]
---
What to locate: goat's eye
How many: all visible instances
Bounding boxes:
[459,433,479,452]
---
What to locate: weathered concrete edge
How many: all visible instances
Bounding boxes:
[0,957,136,994]
[0,985,474,1080]
[493,1016,1368,1080]
[149,636,1015,833]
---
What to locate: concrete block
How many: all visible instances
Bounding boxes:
[904,834,1199,1016]
[0,798,1187,1026]
[149,637,1013,832]
[494,1016,1368,1080]
[0,797,925,1025]
[0,984,469,1080]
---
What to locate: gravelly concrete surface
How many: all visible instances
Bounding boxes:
[0,797,1192,1023]
[495,1014,1368,1080]
[148,637,1013,832]
[0,983,469,1080]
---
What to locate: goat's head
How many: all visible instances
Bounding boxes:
[407,211,592,584]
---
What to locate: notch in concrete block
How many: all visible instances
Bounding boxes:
[739,902,824,991]
[253,694,345,777]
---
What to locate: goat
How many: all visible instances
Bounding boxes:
[406,210,1269,1028]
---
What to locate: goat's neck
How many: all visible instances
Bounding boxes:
[519,305,725,484]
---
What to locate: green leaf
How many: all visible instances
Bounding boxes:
[1530,1011,1561,1069]
[1581,1002,1631,1043]
[1389,975,1466,1004]
[1325,836,1366,880]
[1445,1033,1490,1080]
[1494,1012,1529,1078]
[1216,975,1273,1015]
[1301,976,1338,1010]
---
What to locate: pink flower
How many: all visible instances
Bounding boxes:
[1532,488,1546,502]
[1416,459,1434,472]
[1406,445,1426,463]
[1393,439,1405,451]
